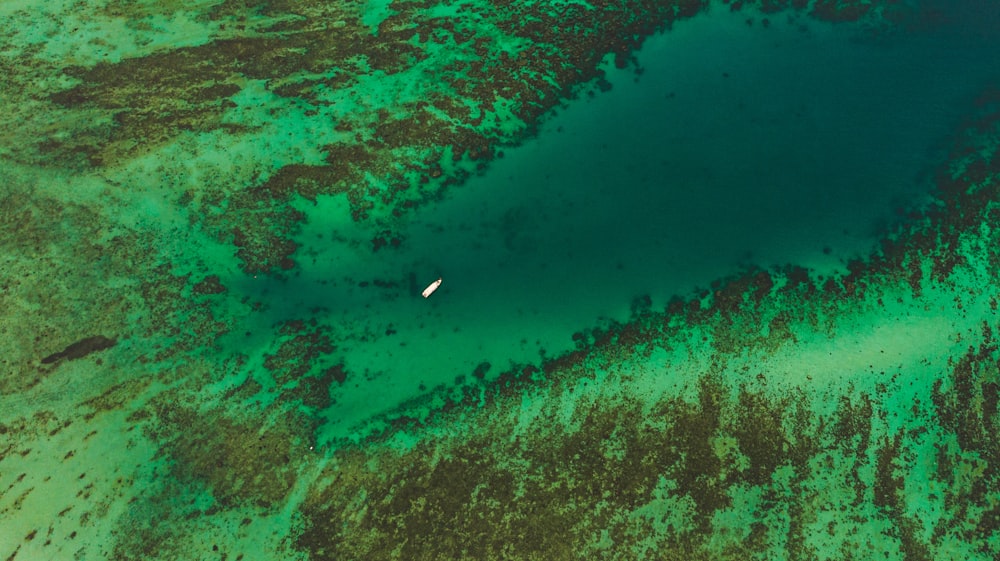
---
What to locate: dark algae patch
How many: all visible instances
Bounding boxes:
[40,335,116,364]
[2,1,1000,560]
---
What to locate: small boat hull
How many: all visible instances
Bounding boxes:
[422,277,442,298]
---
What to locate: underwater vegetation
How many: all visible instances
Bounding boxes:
[1,0,998,560]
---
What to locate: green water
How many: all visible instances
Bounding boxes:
[1,0,999,559]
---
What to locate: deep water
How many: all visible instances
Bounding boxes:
[237,5,999,442]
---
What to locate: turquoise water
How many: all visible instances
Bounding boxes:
[251,6,995,443]
[2,1,1000,559]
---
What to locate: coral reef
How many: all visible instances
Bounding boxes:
[2,1,996,560]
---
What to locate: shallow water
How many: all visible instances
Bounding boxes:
[2,1,1000,559]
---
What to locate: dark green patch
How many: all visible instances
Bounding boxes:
[731,387,790,486]
[40,335,117,364]
[192,275,227,296]
[149,396,302,509]
[262,319,336,385]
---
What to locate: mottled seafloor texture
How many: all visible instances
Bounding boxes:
[2,0,1000,559]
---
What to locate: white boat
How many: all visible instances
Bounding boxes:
[422,277,442,298]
